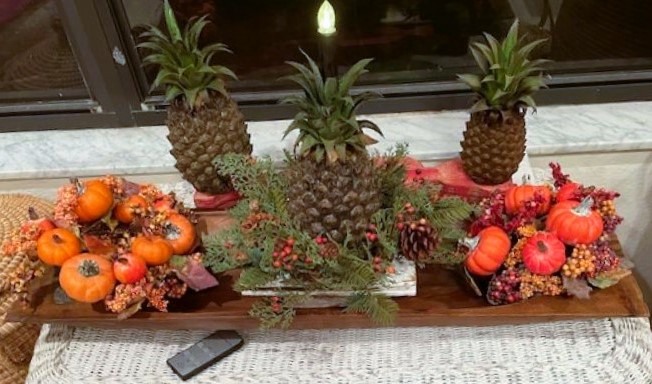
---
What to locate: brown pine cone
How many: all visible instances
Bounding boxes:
[399,218,438,262]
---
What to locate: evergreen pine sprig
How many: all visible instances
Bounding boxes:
[234,268,277,291]
[344,292,398,326]
[213,154,289,220]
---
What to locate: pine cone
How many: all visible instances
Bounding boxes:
[399,218,438,262]
[319,242,339,259]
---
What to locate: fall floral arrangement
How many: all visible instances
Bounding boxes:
[2,176,216,318]
[461,163,629,304]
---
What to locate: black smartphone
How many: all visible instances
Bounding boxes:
[166,330,244,381]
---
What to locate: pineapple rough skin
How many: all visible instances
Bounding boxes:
[285,153,381,243]
[460,110,526,185]
[167,94,252,194]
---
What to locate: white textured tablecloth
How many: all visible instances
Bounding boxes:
[26,318,652,384]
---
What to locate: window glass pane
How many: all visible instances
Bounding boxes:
[121,0,652,96]
[0,0,89,100]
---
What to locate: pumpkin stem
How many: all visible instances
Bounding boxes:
[70,177,84,195]
[78,260,100,277]
[117,257,129,265]
[573,196,594,216]
[536,240,548,253]
[165,223,181,240]
[460,235,480,251]
[52,234,63,244]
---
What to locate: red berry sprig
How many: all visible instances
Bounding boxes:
[365,224,378,243]
[272,237,298,271]
[487,269,523,305]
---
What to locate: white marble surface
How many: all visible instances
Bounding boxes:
[1,101,652,180]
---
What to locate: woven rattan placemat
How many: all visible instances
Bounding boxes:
[0,194,53,384]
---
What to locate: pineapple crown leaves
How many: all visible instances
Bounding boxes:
[458,19,551,113]
[138,0,236,110]
[281,50,383,163]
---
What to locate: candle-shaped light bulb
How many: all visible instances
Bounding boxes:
[317,0,336,36]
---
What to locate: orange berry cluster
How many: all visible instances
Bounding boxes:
[599,200,616,217]
[504,238,527,269]
[519,271,563,299]
[562,244,596,278]
[101,175,125,195]
[516,225,537,238]
[54,183,78,226]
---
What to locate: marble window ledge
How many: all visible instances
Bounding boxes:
[1,101,651,181]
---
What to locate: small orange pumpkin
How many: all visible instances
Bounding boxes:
[37,228,82,266]
[463,226,511,276]
[113,195,148,224]
[59,254,115,303]
[546,197,604,245]
[73,179,114,223]
[505,184,552,216]
[164,213,196,254]
[131,235,174,265]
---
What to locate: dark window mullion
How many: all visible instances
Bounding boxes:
[55,0,135,126]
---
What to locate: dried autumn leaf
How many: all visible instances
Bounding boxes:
[123,181,141,197]
[587,268,632,289]
[562,276,592,299]
[83,234,116,255]
[117,298,145,320]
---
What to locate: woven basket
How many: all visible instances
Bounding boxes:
[0,195,53,384]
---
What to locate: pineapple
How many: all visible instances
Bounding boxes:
[458,20,548,185]
[139,0,251,194]
[282,52,383,243]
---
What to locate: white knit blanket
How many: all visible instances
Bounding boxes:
[26,318,652,384]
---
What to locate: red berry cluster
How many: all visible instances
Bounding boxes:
[549,162,572,188]
[272,237,314,271]
[371,256,396,274]
[487,269,523,305]
[589,239,620,274]
[365,224,378,242]
[270,296,283,313]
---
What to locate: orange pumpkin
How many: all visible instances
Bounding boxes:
[113,195,148,224]
[131,235,174,265]
[546,197,604,245]
[37,228,82,266]
[463,226,511,276]
[164,213,196,254]
[505,184,552,216]
[59,254,115,303]
[74,179,114,223]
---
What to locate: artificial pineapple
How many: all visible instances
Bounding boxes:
[282,52,382,243]
[458,20,548,185]
[139,0,251,194]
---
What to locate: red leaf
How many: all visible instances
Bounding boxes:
[174,256,219,291]
[194,191,241,210]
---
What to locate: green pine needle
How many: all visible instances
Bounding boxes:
[344,292,398,326]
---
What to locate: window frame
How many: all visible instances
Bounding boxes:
[1,0,652,132]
